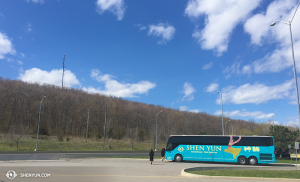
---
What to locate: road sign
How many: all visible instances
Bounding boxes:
[296,142,299,150]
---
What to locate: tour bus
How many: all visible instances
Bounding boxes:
[165,135,276,165]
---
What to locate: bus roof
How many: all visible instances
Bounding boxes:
[169,135,273,137]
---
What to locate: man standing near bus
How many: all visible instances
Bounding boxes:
[161,148,165,161]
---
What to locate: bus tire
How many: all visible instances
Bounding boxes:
[238,156,247,165]
[248,157,257,165]
[175,154,183,162]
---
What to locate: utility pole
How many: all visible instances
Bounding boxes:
[62,55,65,88]
[103,107,107,150]
[86,107,90,142]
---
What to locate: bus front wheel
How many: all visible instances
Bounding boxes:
[238,156,247,165]
[175,154,183,162]
[248,157,257,165]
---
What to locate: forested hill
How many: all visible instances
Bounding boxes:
[0,77,268,142]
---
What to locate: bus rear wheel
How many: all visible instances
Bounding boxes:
[248,157,257,165]
[175,154,183,162]
[238,156,247,165]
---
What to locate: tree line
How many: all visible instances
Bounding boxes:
[0,77,277,144]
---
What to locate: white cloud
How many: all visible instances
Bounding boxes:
[8,58,23,65]
[96,0,126,21]
[244,0,298,45]
[243,0,300,74]
[282,119,299,127]
[25,23,32,32]
[185,0,261,55]
[242,65,251,74]
[182,82,196,101]
[179,106,189,111]
[202,62,213,70]
[241,38,300,74]
[148,23,175,44]
[214,109,275,119]
[19,68,80,87]
[84,69,156,98]
[216,79,294,105]
[205,83,218,93]
[179,106,200,113]
[223,62,241,79]
[27,0,44,4]
[136,24,147,31]
[0,32,15,59]
[189,109,201,113]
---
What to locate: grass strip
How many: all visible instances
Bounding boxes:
[188,170,300,179]
[276,158,298,164]
[0,137,166,152]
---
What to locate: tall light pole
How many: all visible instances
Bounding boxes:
[270,1,300,132]
[156,110,163,151]
[225,120,230,135]
[35,96,46,151]
[217,91,224,135]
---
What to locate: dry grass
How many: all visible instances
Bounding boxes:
[0,134,166,152]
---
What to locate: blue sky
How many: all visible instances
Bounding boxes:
[1,0,300,127]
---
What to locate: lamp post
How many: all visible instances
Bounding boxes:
[270,1,300,132]
[225,120,230,135]
[217,91,224,135]
[156,110,163,151]
[35,96,46,151]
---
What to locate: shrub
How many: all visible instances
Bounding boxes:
[138,129,145,141]
[107,128,113,138]
[96,134,102,141]
[57,134,63,142]
[198,131,207,135]
[114,128,125,140]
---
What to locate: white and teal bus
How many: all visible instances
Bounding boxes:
[165,135,276,165]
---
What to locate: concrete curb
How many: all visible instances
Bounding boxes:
[181,167,300,181]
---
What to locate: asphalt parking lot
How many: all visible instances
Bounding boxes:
[0,158,298,182]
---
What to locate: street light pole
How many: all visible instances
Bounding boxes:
[225,120,230,135]
[156,110,163,151]
[270,1,300,132]
[217,91,224,135]
[35,96,46,151]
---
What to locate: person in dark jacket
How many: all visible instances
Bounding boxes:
[149,149,154,165]
[161,148,165,161]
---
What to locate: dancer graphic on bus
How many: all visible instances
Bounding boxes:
[224,136,242,159]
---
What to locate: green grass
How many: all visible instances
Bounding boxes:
[0,136,166,152]
[276,157,299,164]
[188,170,300,179]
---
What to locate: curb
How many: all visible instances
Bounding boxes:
[181,168,300,181]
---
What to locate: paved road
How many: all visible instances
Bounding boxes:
[0,151,160,160]
[0,158,298,182]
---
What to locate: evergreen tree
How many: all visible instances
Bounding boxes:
[268,125,299,152]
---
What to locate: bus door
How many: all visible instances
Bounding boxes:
[213,146,224,162]
[202,151,213,161]
[223,146,237,162]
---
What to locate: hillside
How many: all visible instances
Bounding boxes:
[0,77,268,144]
